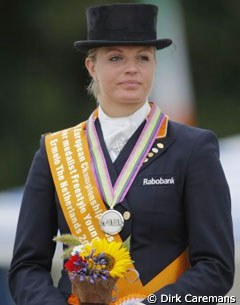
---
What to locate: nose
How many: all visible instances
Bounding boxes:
[124,59,138,74]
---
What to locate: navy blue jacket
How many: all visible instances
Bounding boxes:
[9,119,234,305]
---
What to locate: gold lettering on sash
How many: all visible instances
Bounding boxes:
[46,124,117,244]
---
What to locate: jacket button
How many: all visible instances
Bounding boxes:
[157,143,164,149]
[123,211,131,220]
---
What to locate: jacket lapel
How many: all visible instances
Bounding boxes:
[113,114,175,173]
[139,136,176,172]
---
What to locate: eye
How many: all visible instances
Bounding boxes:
[109,55,122,62]
[138,55,150,62]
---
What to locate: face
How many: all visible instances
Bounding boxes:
[85,45,156,114]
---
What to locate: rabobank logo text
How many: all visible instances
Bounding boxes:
[143,177,175,186]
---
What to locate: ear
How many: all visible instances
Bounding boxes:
[85,57,96,79]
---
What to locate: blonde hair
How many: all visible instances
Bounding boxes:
[86,48,99,99]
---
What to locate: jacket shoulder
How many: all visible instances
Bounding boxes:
[168,120,217,140]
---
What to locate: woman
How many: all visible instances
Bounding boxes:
[9,3,234,305]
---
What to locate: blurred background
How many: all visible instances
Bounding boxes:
[0,0,239,304]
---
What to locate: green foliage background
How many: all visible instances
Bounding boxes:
[0,0,239,190]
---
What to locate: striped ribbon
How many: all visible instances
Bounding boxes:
[86,103,165,209]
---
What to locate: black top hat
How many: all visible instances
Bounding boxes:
[74,3,172,53]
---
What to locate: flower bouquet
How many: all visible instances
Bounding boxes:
[54,235,132,305]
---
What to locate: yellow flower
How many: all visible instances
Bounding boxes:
[82,238,132,278]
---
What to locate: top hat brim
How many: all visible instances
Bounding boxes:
[73,39,172,53]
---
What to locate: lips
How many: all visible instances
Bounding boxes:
[118,80,141,89]
[120,80,140,84]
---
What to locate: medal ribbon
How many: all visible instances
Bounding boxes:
[86,102,165,209]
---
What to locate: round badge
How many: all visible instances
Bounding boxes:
[99,210,124,235]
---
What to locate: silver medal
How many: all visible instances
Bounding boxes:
[99,210,124,235]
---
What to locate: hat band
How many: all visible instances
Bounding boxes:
[88,30,157,41]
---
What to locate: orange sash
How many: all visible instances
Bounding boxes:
[45,117,189,303]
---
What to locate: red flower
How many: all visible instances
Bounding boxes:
[65,254,87,272]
